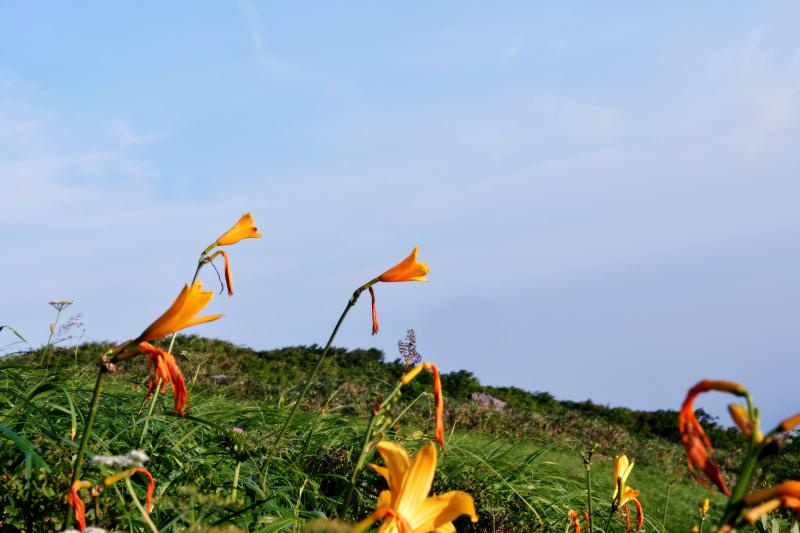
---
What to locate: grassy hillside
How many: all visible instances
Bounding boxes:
[1,337,797,532]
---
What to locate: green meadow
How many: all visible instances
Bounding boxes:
[2,337,797,532]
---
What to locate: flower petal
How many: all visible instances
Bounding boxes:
[396,442,438,518]
[376,441,412,496]
[406,491,478,531]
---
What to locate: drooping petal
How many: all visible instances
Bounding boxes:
[66,481,90,532]
[567,510,581,533]
[633,498,644,531]
[370,286,379,335]
[422,362,445,449]
[138,342,188,416]
[379,246,430,283]
[407,491,478,532]
[678,380,744,496]
[396,442,438,518]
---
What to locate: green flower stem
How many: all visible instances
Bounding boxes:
[231,460,242,501]
[65,368,107,527]
[720,393,763,527]
[583,446,596,533]
[272,279,377,451]
[604,506,615,533]
[139,377,161,448]
[662,481,674,532]
[340,379,405,518]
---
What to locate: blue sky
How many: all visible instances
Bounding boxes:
[2,2,799,428]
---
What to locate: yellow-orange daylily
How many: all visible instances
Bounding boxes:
[379,246,430,283]
[107,281,221,414]
[136,281,223,343]
[356,441,477,533]
[369,246,429,335]
[611,455,644,532]
[212,212,262,247]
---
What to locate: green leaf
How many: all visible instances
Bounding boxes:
[0,422,49,478]
[0,325,27,343]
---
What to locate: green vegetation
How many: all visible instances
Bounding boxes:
[1,337,797,531]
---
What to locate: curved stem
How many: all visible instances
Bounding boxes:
[272,282,373,450]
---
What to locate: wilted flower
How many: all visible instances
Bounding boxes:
[679,380,747,496]
[401,362,445,449]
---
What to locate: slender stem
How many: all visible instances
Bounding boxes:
[231,460,242,501]
[124,477,160,533]
[585,462,594,533]
[139,377,161,447]
[603,506,615,533]
[698,517,705,533]
[272,283,372,450]
[40,308,62,366]
[65,368,106,526]
[662,482,673,532]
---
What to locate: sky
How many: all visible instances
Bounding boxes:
[1,2,799,428]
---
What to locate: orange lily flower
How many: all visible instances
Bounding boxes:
[401,362,445,449]
[379,246,430,283]
[369,246,429,335]
[135,281,223,344]
[742,481,800,523]
[139,341,189,416]
[679,380,746,496]
[213,212,262,247]
[67,480,91,532]
[109,282,220,414]
[356,441,477,533]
